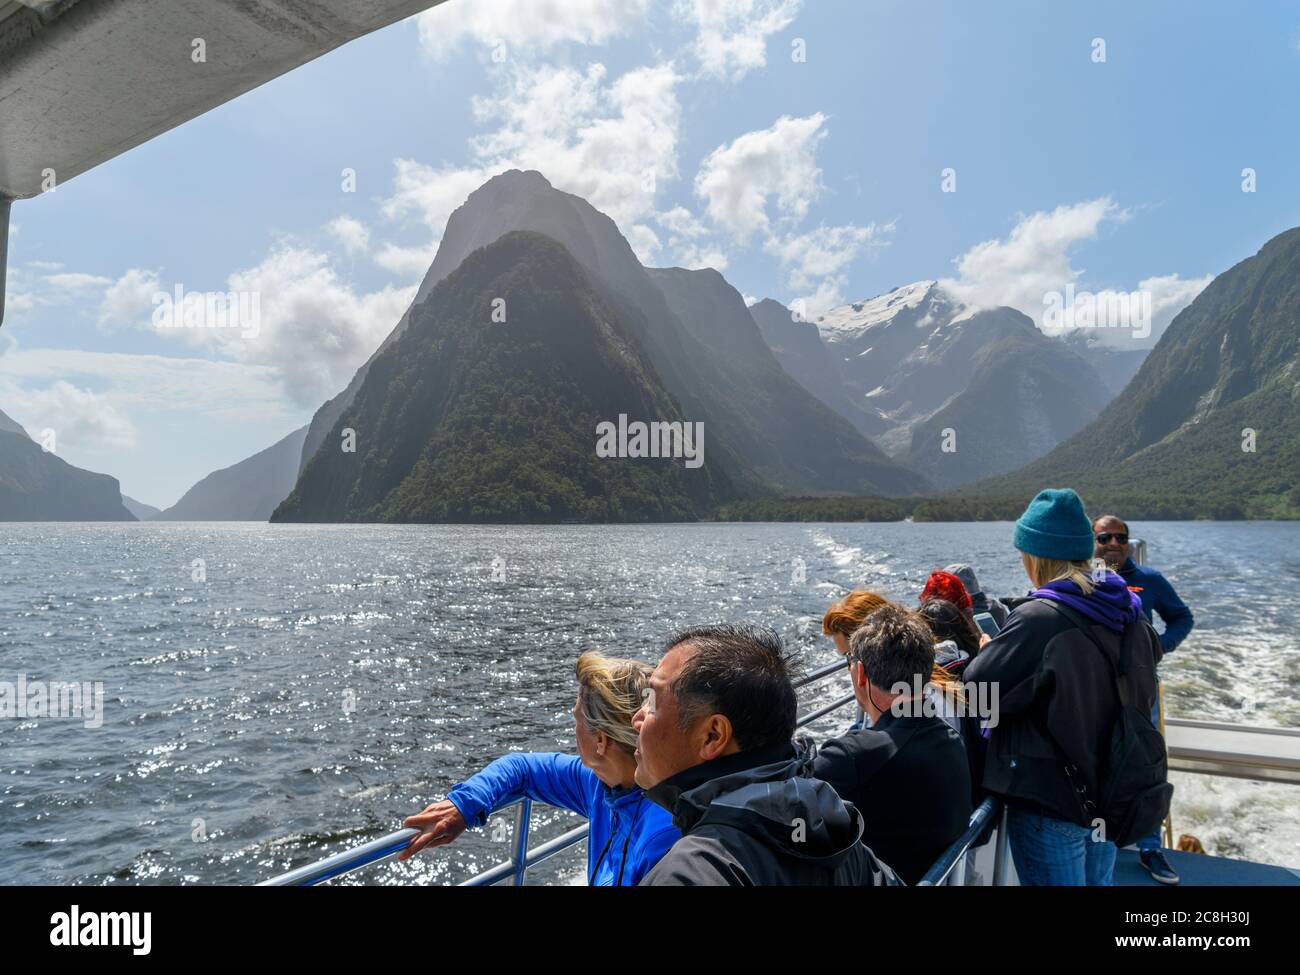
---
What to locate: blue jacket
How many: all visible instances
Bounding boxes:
[1119,558,1194,653]
[447,753,679,886]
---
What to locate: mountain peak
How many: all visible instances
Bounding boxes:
[814,280,962,343]
[0,406,30,440]
[473,168,556,198]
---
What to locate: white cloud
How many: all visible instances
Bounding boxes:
[473,62,681,238]
[98,268,162,329]
[654,207,727,268]
[1051,273,1213,346]
[695,113,826,241]
[673,0,801,81]
[1140,272,1213,339]
[326,215,370,256]
[27,260,63,271]
[5,291,35,315]
[374,240,439,277]
[92,254,412,407]
[10,380,137,450]
[45,272,113,289]
[671,243,728,270]
[940,198,1208,344]
[415,0,650,59]
[219,247,416,408]
[657,206,709,239]
[382,61,682,264]
[941,197,1127,316]
[381,160,499,240]
[765,222,893,315]
[0,348,290,422]
[624,224,663,264]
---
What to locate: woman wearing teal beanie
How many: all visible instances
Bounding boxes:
[964,489,1166,886]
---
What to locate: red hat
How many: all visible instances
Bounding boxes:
[920,570,972,612]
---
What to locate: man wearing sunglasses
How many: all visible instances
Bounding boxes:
[1093,514,1194,886]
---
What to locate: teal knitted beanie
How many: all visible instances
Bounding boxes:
[1013,488,1094,561]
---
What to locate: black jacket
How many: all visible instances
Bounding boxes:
[963,598,1162,826]
[640,740,901,886]
[811,712,972,885]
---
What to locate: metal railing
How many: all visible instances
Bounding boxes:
[916,797,1009,886]
[261,657,860,886]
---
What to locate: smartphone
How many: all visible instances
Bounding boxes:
[974,612,1000,637]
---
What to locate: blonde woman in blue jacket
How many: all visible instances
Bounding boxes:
[400,651,679,885]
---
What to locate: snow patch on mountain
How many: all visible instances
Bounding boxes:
[813,281,962,344]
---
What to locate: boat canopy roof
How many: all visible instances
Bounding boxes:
[0,0,446,201]
[0,0,447,322]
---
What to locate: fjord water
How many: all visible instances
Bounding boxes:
[2,521,1296,885]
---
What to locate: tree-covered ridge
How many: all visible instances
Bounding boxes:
[961,226,1300,515]
[711,488,1298,523]
[272,231,733,524]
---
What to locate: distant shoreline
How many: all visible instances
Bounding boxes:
[710,493,1299,523]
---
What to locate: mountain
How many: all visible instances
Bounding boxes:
[786,283,1112,486]
[965,227,1300,517]
[1061,329,1150,396]
[121,496,161,520]
[295,169,926,498]
[156,425,308,521]
[273,231,733,522]
[814,281,965,417]
[0,409,135,521]
[0,407,28,438]
[904,330,1112,488]
[748,297,889,436]
[646,268,920,494]
[297,167,681,476]
[814,283,1023,452]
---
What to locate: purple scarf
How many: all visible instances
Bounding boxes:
[1031,570,1142,634]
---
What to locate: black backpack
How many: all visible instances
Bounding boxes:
[1043,602,1174,848]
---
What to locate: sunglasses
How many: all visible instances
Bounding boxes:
[1096,533,1129,545]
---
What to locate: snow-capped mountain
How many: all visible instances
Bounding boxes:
[751,281,1117,486]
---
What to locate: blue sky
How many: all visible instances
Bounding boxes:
[4,0,1300,507]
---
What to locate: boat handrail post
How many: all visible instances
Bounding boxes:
[991,803,1010,886]
[510,798,532,886]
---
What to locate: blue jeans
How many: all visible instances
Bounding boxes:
[1136,682,1164,852]
[1007,807,1117,886]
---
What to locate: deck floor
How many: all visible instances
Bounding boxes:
[1114,848,1299,886]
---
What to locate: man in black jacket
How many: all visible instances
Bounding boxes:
[633,623,900,886]
[811,603,972,884]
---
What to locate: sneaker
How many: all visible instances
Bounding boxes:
[1140,849,1180,885]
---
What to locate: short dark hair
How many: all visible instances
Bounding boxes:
[665,623,798,752]
[1092,513,1129,533]
[848,604,936,691]
[918,598,981,659]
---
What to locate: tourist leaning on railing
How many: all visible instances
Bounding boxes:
[963,489,1166,886]
[398,651,679,886]
[810,603,973,885]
